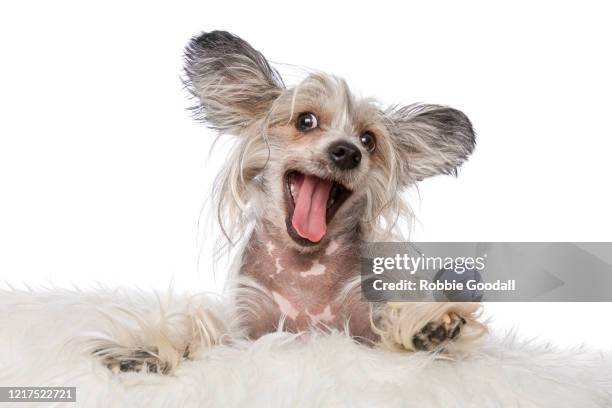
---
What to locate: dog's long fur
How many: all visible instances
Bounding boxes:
[90,31,486,374]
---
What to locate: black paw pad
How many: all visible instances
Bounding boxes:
[412,312,466,351]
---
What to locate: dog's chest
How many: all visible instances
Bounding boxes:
[241,237,361,330]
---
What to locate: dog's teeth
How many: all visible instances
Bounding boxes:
[327,198,335,209]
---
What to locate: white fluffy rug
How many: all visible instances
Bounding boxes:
[1,288,610,408]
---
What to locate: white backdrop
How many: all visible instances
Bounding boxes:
[1,1,611,348]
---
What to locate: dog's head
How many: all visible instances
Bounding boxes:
[185,31,475,249]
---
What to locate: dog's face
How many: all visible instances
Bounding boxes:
[185,31,475,249]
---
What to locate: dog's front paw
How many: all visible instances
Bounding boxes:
[373,302,486,353]
[95,347,175,375]
[412,312,466,351]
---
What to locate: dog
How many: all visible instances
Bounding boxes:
[89,31,486,374]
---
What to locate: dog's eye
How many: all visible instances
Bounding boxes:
[360,131,376,153]
[296,112,318,131]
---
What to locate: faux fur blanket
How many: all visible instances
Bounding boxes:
[1,288,610,407]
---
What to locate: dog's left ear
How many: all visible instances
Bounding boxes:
[184,31,284,135]
[385,104,476,184]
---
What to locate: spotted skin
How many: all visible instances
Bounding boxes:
[239,223,373,341]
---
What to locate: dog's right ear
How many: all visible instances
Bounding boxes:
[385,104,476,184]
[184,31,284,135]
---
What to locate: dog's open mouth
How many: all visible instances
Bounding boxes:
[284,170,352,245]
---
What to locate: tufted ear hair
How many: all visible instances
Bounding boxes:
[385,104,476,184]
[184,31,285,135]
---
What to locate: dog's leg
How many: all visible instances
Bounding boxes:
[81,296,230,374]
[372,302,486,353]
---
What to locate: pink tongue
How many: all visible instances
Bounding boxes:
[291,175,333,242]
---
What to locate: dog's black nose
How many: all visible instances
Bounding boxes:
[328,141,362,170]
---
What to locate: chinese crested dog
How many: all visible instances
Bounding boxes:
[90,31,486,374]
